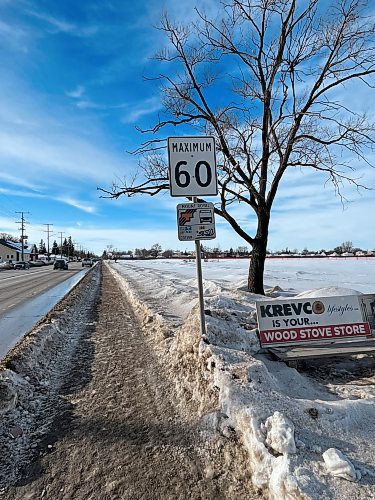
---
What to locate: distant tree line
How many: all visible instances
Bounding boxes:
[102,240,373,260]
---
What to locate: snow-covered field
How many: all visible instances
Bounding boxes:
[109,258,375,500]
[125,257,375,294]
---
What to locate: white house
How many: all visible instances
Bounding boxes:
[0,239,31,262]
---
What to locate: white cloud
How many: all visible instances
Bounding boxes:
[0,76,138,192]
[76,100,103,110]
[26,10,75,34]
[0,216,17,233]
[268,197,374,252]
[0,19,30,52]
[55,197,96,214]
[122,97,162,124]
[0,173,42,191]
[43,226,182,255]
[0,186,97,214]
[66,85,85,99]
[0,128,128,187]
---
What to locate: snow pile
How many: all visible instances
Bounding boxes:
[296,287,363,298]
[0,267,101,488]
[264,411,297,455]
[323,448,358,482]
[109,259,375,500]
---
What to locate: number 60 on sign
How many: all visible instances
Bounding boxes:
[168,137,218,197]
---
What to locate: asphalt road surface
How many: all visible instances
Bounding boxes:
[0,262,86,316]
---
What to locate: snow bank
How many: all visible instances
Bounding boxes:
[109,260,375,500]
[0,267,101,488]
[296,287,363,298]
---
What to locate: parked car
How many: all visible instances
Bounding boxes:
[29,260,44,267]
[53,259,69,270]
[82,258,93,267]
[14,261,30,270]
[0,261,13,270]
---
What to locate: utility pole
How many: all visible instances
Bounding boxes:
[58,231,65,258]
[16,211,30,262]
[72,241,79,260]
[43,224,53,261]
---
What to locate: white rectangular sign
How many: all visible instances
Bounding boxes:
[256,295,373,347]
[177,202,216,241]
[168,137,218,197]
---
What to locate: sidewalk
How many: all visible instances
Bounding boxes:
[4,264,258,500]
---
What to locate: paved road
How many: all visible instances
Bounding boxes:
[0,263,86,315]
[0,262,92,359]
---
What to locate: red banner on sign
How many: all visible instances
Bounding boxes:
[259,322,371,346]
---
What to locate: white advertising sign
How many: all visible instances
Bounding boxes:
[168,137,218,197]
[177,202,216,241]
[256,295,374,347]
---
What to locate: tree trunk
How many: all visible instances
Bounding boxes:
[248,215,269,295]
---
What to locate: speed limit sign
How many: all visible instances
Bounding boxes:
[168,136,218,197]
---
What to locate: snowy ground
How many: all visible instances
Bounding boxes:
[108,258,375,500]
[1,258,375,499]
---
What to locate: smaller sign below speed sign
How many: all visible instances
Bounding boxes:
[168,136,217,197]
[177,202,216,241]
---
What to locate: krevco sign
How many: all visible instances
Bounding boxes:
[256,294,375,347]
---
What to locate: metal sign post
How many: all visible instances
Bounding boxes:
[168,136,218,339]
[176,200,215,338]
[193,196,206,336]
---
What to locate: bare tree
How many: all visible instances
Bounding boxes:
[341,240,354,252]
[150,243,162,257]
[0,233,19,242]
[100,0,375,294]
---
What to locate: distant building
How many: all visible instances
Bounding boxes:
[0,239,31,262]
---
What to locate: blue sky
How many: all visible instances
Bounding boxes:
[0,0,374,255]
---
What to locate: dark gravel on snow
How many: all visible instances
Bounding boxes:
[3,264,260,500]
